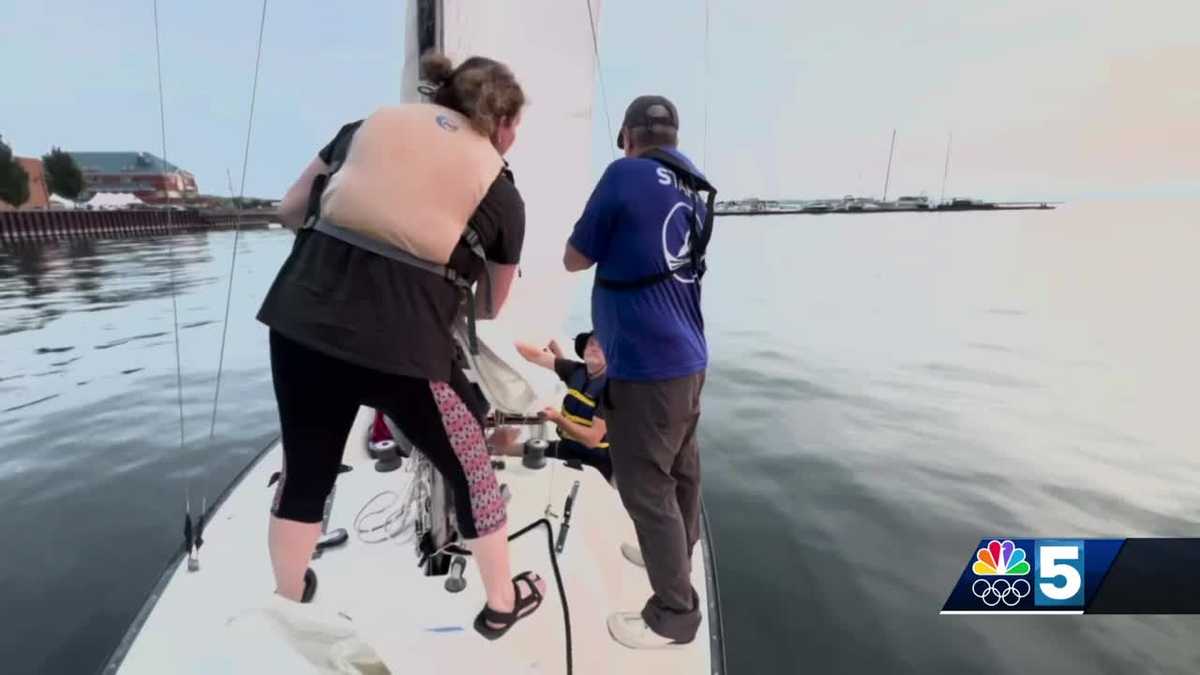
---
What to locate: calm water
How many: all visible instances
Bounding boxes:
[3,201,1200,674]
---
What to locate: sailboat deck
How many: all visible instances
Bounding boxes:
[111,406,717,674]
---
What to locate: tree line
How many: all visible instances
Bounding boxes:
[0,135,86,206]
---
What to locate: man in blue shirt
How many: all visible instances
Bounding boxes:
[564,95,715,650]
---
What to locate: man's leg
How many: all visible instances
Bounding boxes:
[607,377,701,643]
[671,371,704,562]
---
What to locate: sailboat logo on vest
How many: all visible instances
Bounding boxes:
[661,202,702,284]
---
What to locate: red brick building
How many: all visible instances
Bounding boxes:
[0,157,51,209]
[68,151,199,204]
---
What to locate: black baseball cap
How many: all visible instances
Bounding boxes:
[617,95,679,149]
[574,331,594,359]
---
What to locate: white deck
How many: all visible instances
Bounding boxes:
[110,406,717,674]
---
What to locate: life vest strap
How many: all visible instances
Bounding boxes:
[561,410,594,427]
[312,218,485,354]
[565,388,596,407]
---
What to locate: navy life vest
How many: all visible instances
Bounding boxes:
[595,148,717,291]
[559,364,609,450]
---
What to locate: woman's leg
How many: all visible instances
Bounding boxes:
[269,518,322,600]
[467,523,517,617]
[268,331,361,600]
[370,374,545,623]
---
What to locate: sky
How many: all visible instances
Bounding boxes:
[3,0,1197,202]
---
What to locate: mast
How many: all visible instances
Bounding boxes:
[401,0,443,102]
[940,131,952,204]
[882,128,896,202]
[418,0,442,54]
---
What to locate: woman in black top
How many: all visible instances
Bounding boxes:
[258,53,544,639]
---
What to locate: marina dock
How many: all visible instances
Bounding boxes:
[716,197,1059,217]
[0,208,278,245]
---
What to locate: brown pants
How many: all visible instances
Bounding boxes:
[604,371,705,643]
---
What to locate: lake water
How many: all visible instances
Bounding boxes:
[2,200,1199,674]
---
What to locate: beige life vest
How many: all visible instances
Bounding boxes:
[319,103,504,265]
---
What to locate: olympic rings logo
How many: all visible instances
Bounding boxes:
[971,578,1031,607]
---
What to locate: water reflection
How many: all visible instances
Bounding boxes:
[0,228,291,675]
[0,233,216,338]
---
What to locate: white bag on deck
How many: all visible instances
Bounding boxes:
[224,595,390,675]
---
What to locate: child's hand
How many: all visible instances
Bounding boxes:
[515,341,544,363]
[542,406,563,423]
[547,339,564,358]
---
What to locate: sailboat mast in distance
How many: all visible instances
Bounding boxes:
[940,131,952,204]
[882,128,896,202]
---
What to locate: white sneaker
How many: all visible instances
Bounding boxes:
[607,611,687,650]
[620,542,645,568]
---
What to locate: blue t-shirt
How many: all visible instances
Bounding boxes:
[568,148,708,381]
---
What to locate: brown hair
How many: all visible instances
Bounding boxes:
[420,52,526,138]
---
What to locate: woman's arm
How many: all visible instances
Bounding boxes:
[277,156,329,230]
[476,262,518,318]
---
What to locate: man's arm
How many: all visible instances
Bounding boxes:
[563,243,594,272]
[565,162,620,271]
[545,408,607,448]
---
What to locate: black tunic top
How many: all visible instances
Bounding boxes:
[257,123,525,382]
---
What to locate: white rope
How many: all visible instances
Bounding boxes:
[353,454,430,545]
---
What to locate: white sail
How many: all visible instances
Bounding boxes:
[403,0,601,404]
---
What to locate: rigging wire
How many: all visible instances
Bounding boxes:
[703,0,711,170]
[209,0,269,443]
[151,0,188,512]
[585,0,617,162]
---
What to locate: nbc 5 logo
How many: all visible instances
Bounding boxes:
[1034,540,1085,606]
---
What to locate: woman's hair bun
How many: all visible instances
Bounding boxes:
[420,51,455,85]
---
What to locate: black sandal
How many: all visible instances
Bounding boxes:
[473,571,544,640]
[301,568,317,604]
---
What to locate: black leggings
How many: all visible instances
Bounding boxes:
[268,330,506,539]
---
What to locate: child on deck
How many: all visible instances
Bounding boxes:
[493,332,613,483]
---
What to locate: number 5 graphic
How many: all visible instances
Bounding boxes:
[1035,540,1085,606]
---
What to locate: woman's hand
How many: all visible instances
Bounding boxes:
[541,406,563,423]
[547,339,564,359]
[487,426,522,456]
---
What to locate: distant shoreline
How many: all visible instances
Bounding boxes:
[716,197,1059,216]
